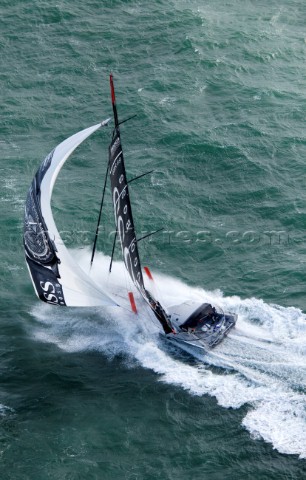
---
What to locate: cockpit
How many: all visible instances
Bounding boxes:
[179,303,219,332]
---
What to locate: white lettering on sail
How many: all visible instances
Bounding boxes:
[110,150,122,175]
[110,137,120,155]
[118,216,125,244]
[40,281,58,304]
[113,188,120,221]
[110,133,143,293]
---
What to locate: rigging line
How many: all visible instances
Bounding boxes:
[109,230,117,273]
[90,160,110,267]
[128,170,154,185]
[118,114,137,127]
[113,168,153,209]
[136,228,164,243]
[109,171,154,271]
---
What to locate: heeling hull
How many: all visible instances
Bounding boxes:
[165,314,237,356]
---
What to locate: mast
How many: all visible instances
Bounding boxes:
[108,75,173,334]
[110,74,119,128]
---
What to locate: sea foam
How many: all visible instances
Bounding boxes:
[31,249,306,459]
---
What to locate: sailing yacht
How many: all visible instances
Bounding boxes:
[23,75,237,355]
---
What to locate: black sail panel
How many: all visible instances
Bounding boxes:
[109,130,145,293]
[108,75,174,335]
[24,149,66,305]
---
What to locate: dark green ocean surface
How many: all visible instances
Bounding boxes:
[1,0,306,478]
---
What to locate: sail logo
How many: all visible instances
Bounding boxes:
[39,281,64,305]
[112,187,142,292]
[110,150,122,176]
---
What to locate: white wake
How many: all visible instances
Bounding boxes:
[30,250,306,459]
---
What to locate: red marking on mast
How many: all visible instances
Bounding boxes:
[128,292,137,313]
[110,74,116,104]
[144,266,153,281]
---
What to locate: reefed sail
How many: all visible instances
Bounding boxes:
[23,120,117,307]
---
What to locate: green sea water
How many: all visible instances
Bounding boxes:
[1,0,306,478]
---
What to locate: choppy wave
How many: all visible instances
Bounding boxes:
[30,250,306,459]
[0,405,14,417]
